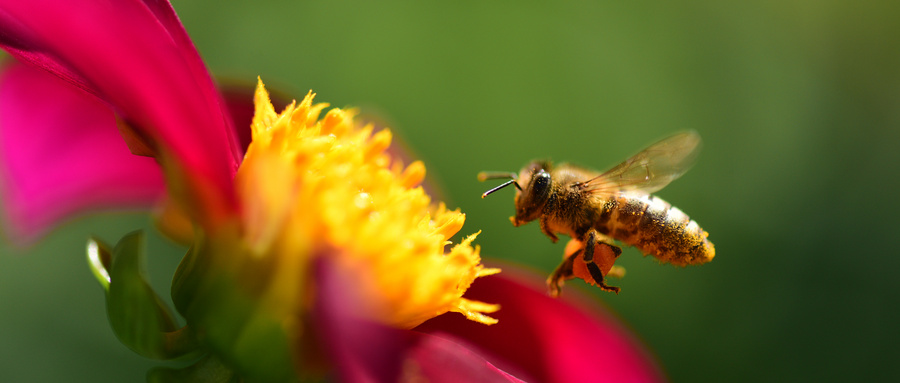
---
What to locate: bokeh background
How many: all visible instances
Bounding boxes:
[2,0,899,381]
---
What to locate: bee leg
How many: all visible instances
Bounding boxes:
[539,217,559,243]
[547,245,582,297]
[583,230,621,294]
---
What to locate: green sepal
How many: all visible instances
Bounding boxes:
[171,229,298,382]
[86,236,113,291]
[89,231,201,359]
[147,355,239,383]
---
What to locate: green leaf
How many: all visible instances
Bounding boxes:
[146,355,239,383]
[99,231,200,359]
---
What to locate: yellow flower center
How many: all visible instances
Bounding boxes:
[235,78,499,328]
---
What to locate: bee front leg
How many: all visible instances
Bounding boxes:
[582,230,622,294]
[539,216,559,243]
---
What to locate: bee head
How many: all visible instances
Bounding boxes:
[478,161,553,225]
[511,161,553,225]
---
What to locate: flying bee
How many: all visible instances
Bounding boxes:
[478,131,715,297]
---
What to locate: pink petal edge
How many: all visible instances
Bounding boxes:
[415,268,668,383]
[313,257,525,382]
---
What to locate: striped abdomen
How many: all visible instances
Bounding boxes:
[595,195,715,266]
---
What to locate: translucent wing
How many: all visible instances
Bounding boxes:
[580,131,702,196]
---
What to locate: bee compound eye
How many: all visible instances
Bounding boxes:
[535,170,550,186]
[532,170,551,196]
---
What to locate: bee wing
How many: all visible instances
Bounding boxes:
[582,131,702,195]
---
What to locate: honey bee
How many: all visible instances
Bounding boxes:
[478,131,715,296]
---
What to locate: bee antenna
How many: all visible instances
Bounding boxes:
[477,171,517,181]
[477,171,522,198]
[480,179,521,198]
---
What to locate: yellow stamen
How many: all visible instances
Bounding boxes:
[236,78,499,328]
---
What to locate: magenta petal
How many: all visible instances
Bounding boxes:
[0,62,164,241]
[415,270,667,383]
[313,257,524,382]
[0,0,241,221]
[405,333,524,383]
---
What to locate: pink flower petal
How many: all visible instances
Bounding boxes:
[313,257,524,382]
[0,0,241,225]
[415,269,667,383]
[0,62,164,242]
[405,333,525,383]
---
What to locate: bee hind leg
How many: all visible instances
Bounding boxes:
[547,233,622,297]
[582,230,622,294]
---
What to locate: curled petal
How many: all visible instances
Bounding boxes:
[415,269,666,383]
[0,0,241,227]
[0,62,164,241]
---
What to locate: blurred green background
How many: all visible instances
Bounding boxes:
[2,0,899,381]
